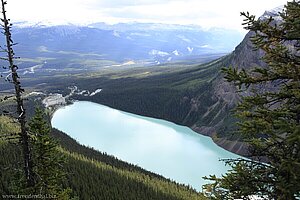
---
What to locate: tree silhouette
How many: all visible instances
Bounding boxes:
[204,1,300,199]
[29,108,70,198]
[0,0,35,187]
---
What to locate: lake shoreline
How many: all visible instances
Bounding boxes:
[51,101,239,190]
[49,99,246,157]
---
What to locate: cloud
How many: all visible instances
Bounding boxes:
[84,0,287,30]
[84,0,174,8]
[6,0,288,31]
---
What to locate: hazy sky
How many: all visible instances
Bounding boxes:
[7,0,288,31]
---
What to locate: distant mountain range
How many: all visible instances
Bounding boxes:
[6,8,284,156]
[46,7,283,156]
[11,22,243,64]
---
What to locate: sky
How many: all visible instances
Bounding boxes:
[6,0,288,31]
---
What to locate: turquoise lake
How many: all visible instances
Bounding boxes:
[51,101,238,191]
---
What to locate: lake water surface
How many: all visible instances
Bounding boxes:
[51,101,238,190]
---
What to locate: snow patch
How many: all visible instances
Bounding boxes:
[66,86,103,97]
[172,50,180,56]
[269,5,284,14]
[23,64,43,75]
[13,20,78,28]
[187,47,194,53]
[90,89,102,96]
[77,90,89,95]
[149,50,169,57]
[260,5,284,21]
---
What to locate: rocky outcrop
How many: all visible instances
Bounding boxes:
[229,31,266,69]
[213,137,249,157]
[186,9,286,156]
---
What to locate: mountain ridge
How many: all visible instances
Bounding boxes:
[10,21,243,64]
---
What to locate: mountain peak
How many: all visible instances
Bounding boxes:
[12,20,82,28]
[260,5,284,21]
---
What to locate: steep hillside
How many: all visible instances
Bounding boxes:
[0,116,205,199]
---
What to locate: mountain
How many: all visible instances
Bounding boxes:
[4,8,282,156]
[11,22,243,65]
[36,7,284,156]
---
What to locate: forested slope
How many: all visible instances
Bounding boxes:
[61,54,243,154]
[0,116,205,199]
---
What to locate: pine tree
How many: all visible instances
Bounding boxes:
[0,0,35,187]
[204,1,300,199]
[29,108,69,197]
